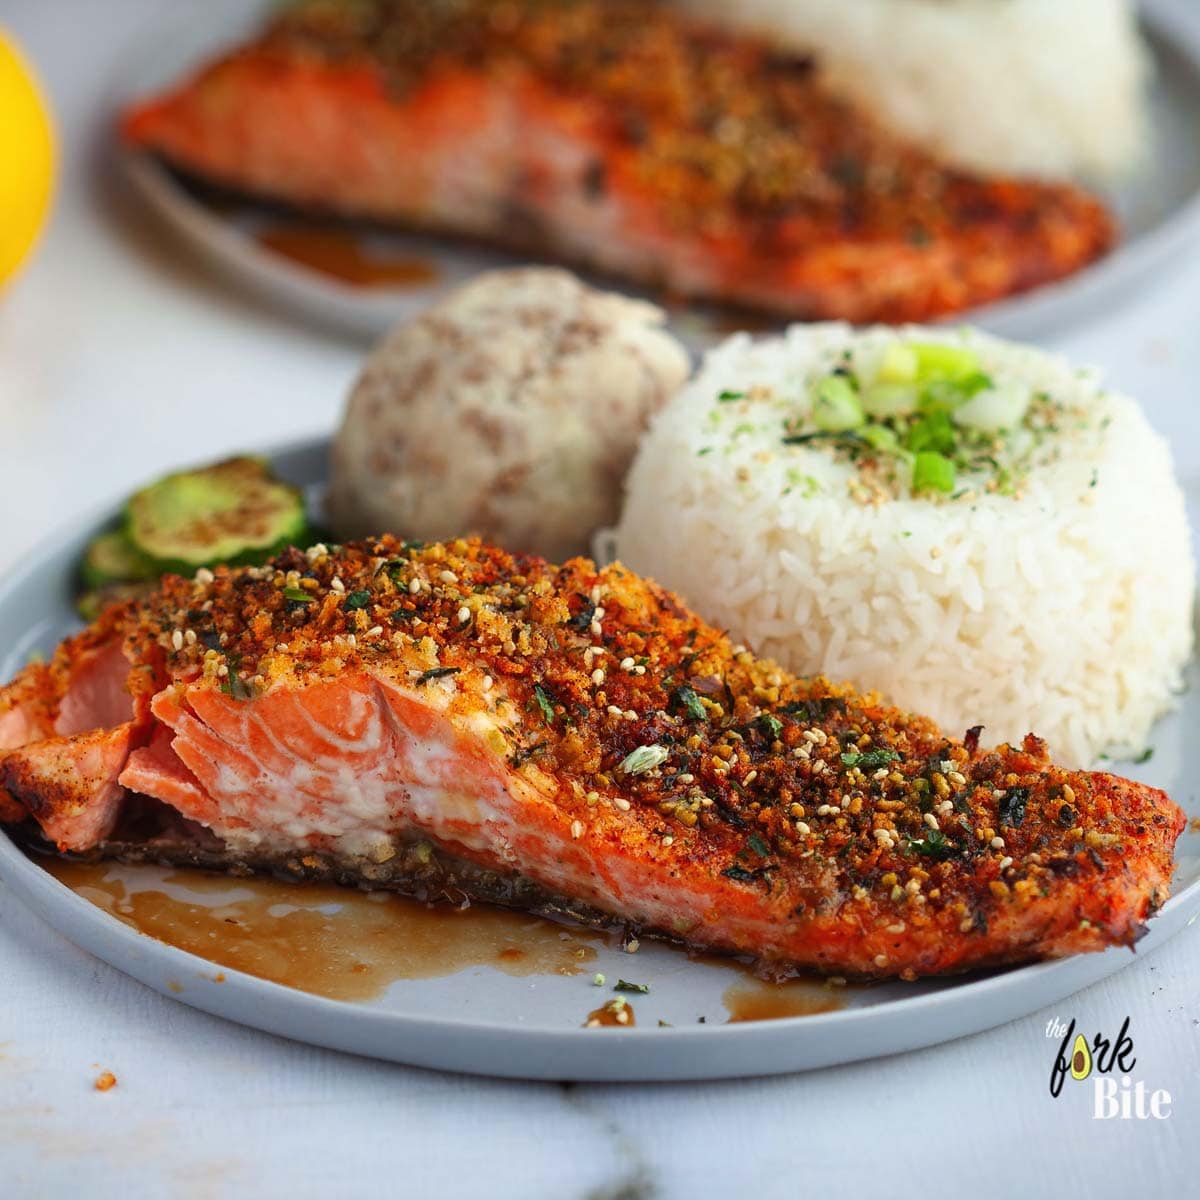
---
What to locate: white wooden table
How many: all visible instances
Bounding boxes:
[0,4,1195,1196]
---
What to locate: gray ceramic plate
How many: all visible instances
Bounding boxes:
[111,0,1200,348]
[0,436,1197,1081]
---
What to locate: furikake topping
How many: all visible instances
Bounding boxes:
[127,533,1118,957]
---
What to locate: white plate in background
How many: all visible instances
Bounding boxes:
[111,0,1200,348]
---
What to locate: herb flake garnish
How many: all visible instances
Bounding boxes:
[721,865,757,883]
[759,713,783,741]
[416,667,460,686]
[282,586,313,603]
[533,684,557,725]
[614,979,650,994]
[619,745,669,775]
[746,833,771,859]
[908,830,954,860]
[343,590,372,610]
[998,786,1030,827]
[674,685,707,721]
[841,748,901,770]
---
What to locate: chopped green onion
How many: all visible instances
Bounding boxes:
[905,410,956,456]
[619,744,669,775]
[718,389,745,402]
[909,342,981,382]
[877,343,919,384]
[812,374,865,432]
[952,380,1031,431]
[860,424,901,454]
[282,586,314,603]
[861,381,918,419]
[912,451,956,494]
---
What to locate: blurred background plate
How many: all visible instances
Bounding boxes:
[0,436,1196,1082]
[109,0,1200,349]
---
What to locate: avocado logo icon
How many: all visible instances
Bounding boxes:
[1070,1034,1092,1080]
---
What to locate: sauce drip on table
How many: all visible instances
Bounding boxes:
[43,859,601,1003]
[255,224,438,288]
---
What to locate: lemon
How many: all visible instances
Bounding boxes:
[0,30,54,284]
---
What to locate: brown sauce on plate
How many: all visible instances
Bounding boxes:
[721,977,844,1023]
[255,224,438,288]
[43,860,852,1021]
[584,998,635,1028]
[43,859,601,1003]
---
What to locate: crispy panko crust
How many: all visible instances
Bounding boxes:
[1,536,1183,978]
[120,0,1115,323]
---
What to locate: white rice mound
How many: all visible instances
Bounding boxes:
[614,324,1195,769]
[676,0,1150,181]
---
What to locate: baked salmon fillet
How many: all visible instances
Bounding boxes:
[0,537,1183,979]
[120,0,1115,324]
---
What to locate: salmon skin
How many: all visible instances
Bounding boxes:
[0,536,1183,980]
[120,0,1115,325]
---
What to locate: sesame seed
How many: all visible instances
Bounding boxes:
[886,922,906,934]
[796,821,811,835]
[607,705,623,717]
[663,836,674,847]
[171,630,183,651]
[482,675,494,692]
[330,577,345,593]
[457,606,471,624]
[439,570,458,584]
[677,773,695,784]
[743,770,757,785]
[959,917,975,933]
[620,657,635,670]
[633,665,646,676]
[873,954,888,968]
[1062,783,1076,803]
[571,820,584,839]
[614,798,631,812]
[184,630,197,646]
[593,607,606,620]
[366,625,384,638]
[923,813,939,831]
[625,939,640,954]
[990,836,1006,850]
[624,710,637,721]
[217,664,229,677]
[408,578,422,594]
[592,669,605,685]
[590,621,603,637]
[194,567,215,584]
[590,586,601,604]
[998,856,1014,870]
